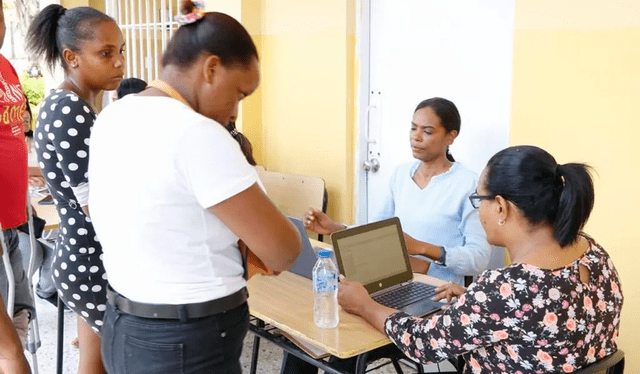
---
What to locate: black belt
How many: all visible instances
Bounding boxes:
[107,287,248,320]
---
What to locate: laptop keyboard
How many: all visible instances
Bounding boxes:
[373,282,437,310]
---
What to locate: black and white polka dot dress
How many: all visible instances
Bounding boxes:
[34,89,107,333]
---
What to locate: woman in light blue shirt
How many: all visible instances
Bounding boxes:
[305,97,491,285]
[284,97,492,374]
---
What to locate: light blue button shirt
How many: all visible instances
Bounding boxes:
[370,161,491,285]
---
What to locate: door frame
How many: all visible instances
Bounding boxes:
[354,0,515,225]
[354,0,372,225]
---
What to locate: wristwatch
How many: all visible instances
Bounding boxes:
[434,246,447,266]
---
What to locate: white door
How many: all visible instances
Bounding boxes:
[357,0,516,223]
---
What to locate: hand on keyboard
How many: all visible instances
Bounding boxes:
[433,282,466,303]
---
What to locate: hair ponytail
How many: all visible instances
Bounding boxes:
[485,146,596,248]
[179,0,198,15]
[26,4,67,72]
[162,11,258,69]
[553,163,595,247]
[446,147,455,162]
[27,5,114,72]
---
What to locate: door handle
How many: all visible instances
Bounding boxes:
[363,158,380,173]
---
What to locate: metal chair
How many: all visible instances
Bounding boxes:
[574,350,624,374]
[256,169,327,241]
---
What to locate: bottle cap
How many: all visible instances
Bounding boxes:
[317,249,332,258]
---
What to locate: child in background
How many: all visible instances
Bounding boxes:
[116,77,147,99]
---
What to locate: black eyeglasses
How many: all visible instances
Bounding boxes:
[468,191,495,209]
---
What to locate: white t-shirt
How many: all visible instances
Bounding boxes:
[88,95,258,304]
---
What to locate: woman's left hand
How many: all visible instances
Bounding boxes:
[337,276,372,316]
[433,282,466,303]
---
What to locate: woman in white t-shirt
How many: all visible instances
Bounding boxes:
[88,2,301,373]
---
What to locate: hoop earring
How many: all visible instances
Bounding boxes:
[498,219,505,226]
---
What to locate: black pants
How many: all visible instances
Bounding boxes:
[102,301,249,374]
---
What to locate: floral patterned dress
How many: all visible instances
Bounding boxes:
[384,234,623,374]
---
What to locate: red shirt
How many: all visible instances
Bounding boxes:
[0,54,27,229]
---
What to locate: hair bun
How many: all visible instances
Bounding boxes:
[179,0,196,15]
[56,5,68,17]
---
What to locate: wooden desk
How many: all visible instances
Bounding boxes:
[30,196,60,230]
[247,270,446,372]
[309,238,332,251]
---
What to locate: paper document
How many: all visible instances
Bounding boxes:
[280,331,330,359]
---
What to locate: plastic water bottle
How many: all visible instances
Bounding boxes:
[313,249,339,328]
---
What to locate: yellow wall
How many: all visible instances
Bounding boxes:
[239,0,357,225]
[63,0,357,225]
[60,0,105,12]
[511,0,640,367]
[62,0,639,365]
[204,0,241,20]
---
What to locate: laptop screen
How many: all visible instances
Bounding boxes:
[332,217,413,293]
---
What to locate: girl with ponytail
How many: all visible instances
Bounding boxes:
[27,5,124,373]
[337,145,623,373]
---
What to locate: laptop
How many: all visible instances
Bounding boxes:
[288,216,336,279]
[331,217,446,317]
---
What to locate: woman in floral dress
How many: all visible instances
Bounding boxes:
[338,145,623,373]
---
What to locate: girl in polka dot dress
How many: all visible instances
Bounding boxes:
[27,4,124,373]
[37,90,106,323]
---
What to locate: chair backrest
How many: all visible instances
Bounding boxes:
[257,169,327,239]
[464,246,507,286]
[574,350,625,374]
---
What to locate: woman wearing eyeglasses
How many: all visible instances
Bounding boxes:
[338,145,623,373]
